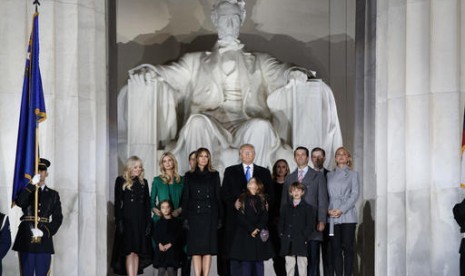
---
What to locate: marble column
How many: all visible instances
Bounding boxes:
[374,0,463,275]
[0,0,107,275]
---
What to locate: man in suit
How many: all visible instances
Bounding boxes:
[221,144,273,276]
[13,158,63,276]
[311,147,329,176]
[281,147,328,276]
[311,147,332,276]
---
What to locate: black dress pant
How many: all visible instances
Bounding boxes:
[307,240,321,276]
[331,223,356,276]
[461,253,465,276]
[322,226,334,276]
[460,238,465,276]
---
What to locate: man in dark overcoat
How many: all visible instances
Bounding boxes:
[221,144,273,276]
[311,147,332,276]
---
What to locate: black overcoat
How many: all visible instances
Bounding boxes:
[229,194,274,261]
[182,168,222,255]
[111,177,152,275]
[279,200,316,256]
[221,163,273,255]
[153,217,183,268]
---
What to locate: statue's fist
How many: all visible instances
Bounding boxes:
[288,70,308,83]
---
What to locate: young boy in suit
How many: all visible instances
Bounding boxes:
[279,182,316,276]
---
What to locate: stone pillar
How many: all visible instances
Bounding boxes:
[0,0,107,275]
[374,0,462,275]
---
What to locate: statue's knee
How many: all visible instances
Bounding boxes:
[187,115,210,127]
[248,118,273,131]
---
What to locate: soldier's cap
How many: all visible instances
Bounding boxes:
[38,158,51,171]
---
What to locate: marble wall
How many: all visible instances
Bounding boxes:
[374,0,464,275]
[0,0,107,275]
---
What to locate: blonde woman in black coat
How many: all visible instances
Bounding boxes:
[112,156,152,276]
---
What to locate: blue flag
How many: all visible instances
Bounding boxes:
[12,12,47,203]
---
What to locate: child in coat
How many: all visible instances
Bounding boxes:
[279,182,316,276]
[153,200,183,276]
[229,177,274,276]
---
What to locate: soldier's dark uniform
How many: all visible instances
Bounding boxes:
[0,212,12,276]
[454,198,465,276]
[12,159,63,276]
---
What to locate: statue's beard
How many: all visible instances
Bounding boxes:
[217,29,240,42]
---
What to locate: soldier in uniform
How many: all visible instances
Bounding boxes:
[13,158,63,276]
[0,211,12,276]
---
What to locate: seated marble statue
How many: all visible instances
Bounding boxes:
[118,0,342,175]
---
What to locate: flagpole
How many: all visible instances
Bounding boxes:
[12,2,47,218]
[32,4,41,243]
[32,126,40,243]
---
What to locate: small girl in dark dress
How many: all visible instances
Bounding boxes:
[153,200,183,276]
[229,177,274,276]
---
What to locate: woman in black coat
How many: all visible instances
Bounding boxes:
[112,156,152,276]
[269,159,291,276]
[229,177,274,276]
[182,148,222,276]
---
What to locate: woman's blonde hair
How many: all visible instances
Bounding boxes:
[122,156,145,190]
[335,146,353,169]
[158,152,181,184]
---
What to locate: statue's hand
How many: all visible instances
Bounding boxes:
[287,70,308,83]
[146,71,164,82]
[128,64,162,84]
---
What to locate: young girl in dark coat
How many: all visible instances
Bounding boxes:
[153,200,183,276]
[229,177,274,276]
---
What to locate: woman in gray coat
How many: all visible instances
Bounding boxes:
[327,147,359,276]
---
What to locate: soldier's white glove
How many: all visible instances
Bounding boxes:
[31,174,41,185]
[31,228,44,237]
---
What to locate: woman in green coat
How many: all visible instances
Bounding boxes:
[151,152,184,224]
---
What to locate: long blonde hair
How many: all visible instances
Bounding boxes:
[122,156,145,190]
[158,152,181,184]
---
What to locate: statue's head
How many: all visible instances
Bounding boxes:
[211,0,246,41]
